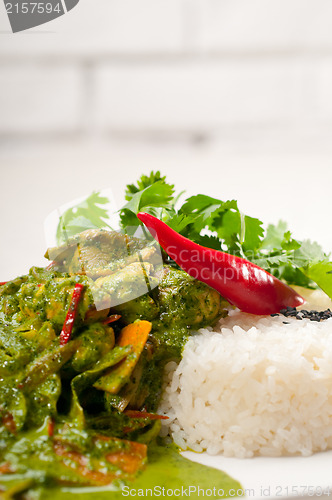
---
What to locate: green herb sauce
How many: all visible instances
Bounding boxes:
[1,444,242,499]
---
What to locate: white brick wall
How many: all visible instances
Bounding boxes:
[1,0,332,142]
[94,60,308,133]
[315,59,332,125]
[191,0,332,52]
[0,64,84,134]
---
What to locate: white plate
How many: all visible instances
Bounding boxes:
[182,450,332,499]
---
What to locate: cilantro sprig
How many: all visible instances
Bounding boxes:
[118,171,332,298]
[55,171,332,300]
[56,191,112,245]
[119,173,265,256]
[120,172,176,232]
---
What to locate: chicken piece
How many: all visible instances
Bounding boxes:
[94,262,157,309]
[45,229,159,279]
[113,294,159,324]
[155,266,223,330]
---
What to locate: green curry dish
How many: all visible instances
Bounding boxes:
[0,227,232,498]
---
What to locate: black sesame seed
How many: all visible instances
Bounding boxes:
[271,308,332,322]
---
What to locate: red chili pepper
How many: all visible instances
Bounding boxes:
[59,283,84,346]
[124,410,169,420]
[102,314,122,325]
[0,282,8,286]
[47,418,55,437]
[137,212,304,315]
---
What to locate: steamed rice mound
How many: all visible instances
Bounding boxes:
[158,309,332,458]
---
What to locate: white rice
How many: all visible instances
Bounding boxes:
[158,298,332,458]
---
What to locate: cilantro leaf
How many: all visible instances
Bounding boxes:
[120,175,176,233]
[242,215,264,252]
[192,234,223,251]
[303,261,332,298]
[296,239,326,263]
[125,171,169,201]
[166,213,199,233]
[213,209,242,252]
[56,191,111,245]
[280,231,301,252]
[261,221,288,250]
[180,196,239,237]
[122,181,174,214]
[180,194,226,217]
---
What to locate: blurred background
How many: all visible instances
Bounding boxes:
[1,0,332,279]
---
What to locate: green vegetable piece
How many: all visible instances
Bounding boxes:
[0,383,27,434]
[93,321,151,396]
[20,340,80,392]
[0,321,35,363]
[0,478,35,499]
[70,346,132,425]
[25,374,61,428]
[71,323,115,373]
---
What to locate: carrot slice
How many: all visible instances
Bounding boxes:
[106,440,147,475]
[117,320,151,348]
[54,436,147,485]
[93,321,151,394]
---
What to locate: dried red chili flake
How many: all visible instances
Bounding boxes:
[60,283,84,346]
